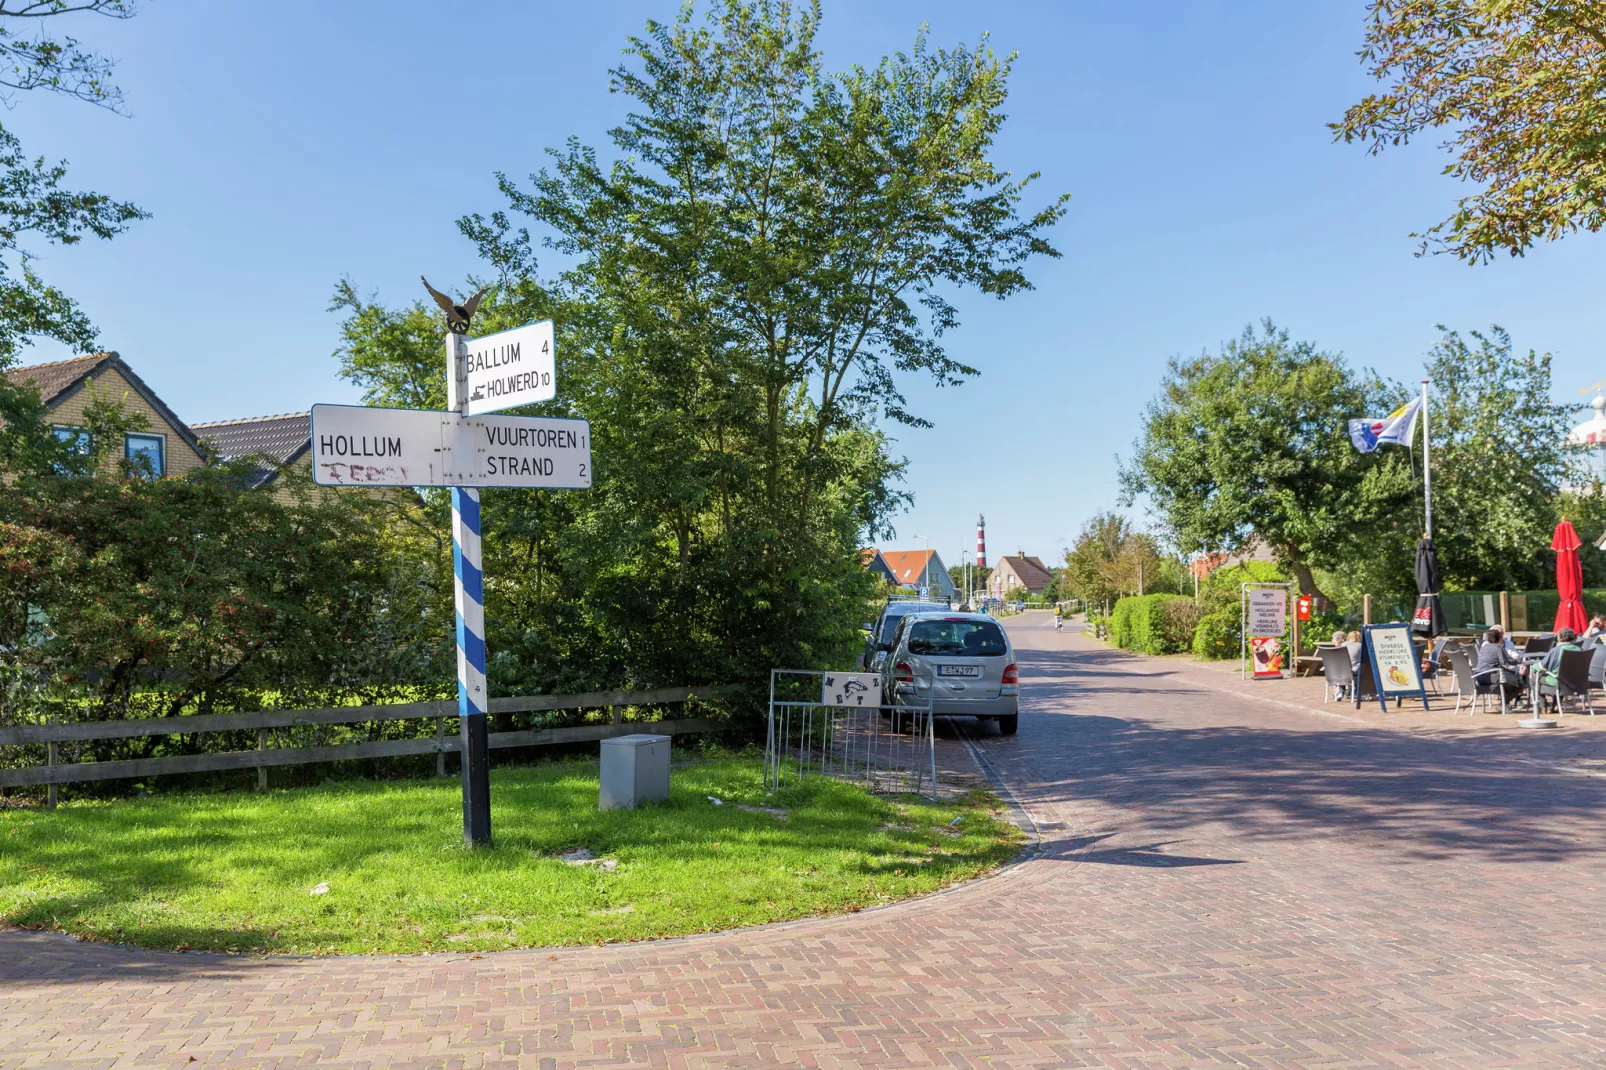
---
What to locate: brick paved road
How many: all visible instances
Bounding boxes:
[8,614,1606,1068]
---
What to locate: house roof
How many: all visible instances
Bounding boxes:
[997,554,1055,590]
[191,412,312,488]
[5,352,205,460]
[880,549,946,586]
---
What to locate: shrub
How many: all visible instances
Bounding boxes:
[1193,610,1239,659]
[1110,594,1197,655]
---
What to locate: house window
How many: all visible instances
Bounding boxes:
[51,426,91,473]
[124,433,166,477]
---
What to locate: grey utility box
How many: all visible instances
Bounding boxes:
[599,733,671,811]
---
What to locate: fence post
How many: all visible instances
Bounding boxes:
[1500,590,1511,633]
[434,715,446,778]
[257,729,268,792]
[1363,594,1372,626]
[611,705,621,726]
[46,739,56,809]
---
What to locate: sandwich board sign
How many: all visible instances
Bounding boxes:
[311,281,587,849]
[1359,622,1429,712]
[1240,584,1289,680]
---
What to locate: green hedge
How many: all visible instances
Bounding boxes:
[1110,594,1199,655]
[1192,610,1238,659]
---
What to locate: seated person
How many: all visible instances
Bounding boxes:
[1474,626,1527,702]
[1328,629,1347,648]
[1537,627,1583,690]
[1583,616,1606,645]
[1344,630,1363,673]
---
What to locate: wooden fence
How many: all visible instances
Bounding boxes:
[0,685,735,801]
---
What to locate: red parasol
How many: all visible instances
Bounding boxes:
[1553,520,1588,634]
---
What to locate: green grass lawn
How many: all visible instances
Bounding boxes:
[0,758,1021,954]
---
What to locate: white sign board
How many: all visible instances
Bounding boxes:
[1246,589,1286,638]
[822,672,882,708]
[310,403,591,489]
[463,320,555,417]
[1368,624,1424,693]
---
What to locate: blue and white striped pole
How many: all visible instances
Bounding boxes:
[448,332,492,846]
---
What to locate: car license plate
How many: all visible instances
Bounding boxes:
[938,665,981,677]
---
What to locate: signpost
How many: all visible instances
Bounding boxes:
[462,320,555,417]
[311,285,586,848]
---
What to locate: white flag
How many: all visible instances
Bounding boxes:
[1348,397,1421,453]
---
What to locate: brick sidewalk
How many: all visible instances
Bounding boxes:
[7,616,1606,1067]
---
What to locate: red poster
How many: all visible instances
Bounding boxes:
[1250,636,1283,679]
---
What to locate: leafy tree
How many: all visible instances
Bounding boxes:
[1333,1,1606,262]
[0,0,145,463]
[1061,512,1160,611]
[1425,325,1573,590]
[948,563,989,597]
[1120,321,1407,605]
[328,0,1065,693]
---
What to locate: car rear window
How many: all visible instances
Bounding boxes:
[879,605,937,644]
[906,619,1007,657]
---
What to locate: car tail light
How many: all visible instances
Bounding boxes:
[894,661,914,683]
[1002,663,1018,685]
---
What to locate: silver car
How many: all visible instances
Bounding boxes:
[880,612,1019,735]
[860,599,948,672]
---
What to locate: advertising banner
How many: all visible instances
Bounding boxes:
[1246,589,1287,638]
[1249,636,1283,679]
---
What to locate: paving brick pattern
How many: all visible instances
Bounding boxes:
[8,614,1606,1068]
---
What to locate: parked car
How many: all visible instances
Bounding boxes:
[860,599,948,671]
[879,612,1019,735]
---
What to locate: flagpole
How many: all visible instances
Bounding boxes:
[1420,379,1432,539]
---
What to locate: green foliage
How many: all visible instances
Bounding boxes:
[1192,611,1238,660]
[0,458,450,737]
[1121,321,1403,605]
[0,758,1020,953]
[1189,561,1291,660]
[1333,1,1606,263]
[332,0,1064,694]
[1427,326,1573,592]
[0,2,145,370]
[1110,593,1198,655]
[1061,512,1160,609]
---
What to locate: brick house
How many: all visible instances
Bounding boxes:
[5,353,206,477]
[987,554,1055,599]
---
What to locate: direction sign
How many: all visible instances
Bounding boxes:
[311,403,591,489]
[462,320,555,417]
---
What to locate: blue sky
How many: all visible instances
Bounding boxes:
[12,1,1606,573]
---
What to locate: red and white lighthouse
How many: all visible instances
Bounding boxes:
[976,515,987,569]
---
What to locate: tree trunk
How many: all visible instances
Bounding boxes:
[1280,548,1333,611]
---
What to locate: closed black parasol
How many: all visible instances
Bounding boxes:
[1413,537,1446,638]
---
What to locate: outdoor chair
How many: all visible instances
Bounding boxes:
[1590,642,1606,691]
[1446,648,1506,716]
[1318,646,1354,703]
[1523,635,1556,659]
[1538,648,1596,717]
[1420,636,1451,694]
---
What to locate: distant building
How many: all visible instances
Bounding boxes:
[5,353,206,478]
[987,554,1054,599]
[857,548,898,586]
[880,549,957,600]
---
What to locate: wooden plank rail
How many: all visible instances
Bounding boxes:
[0,686,734,791]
